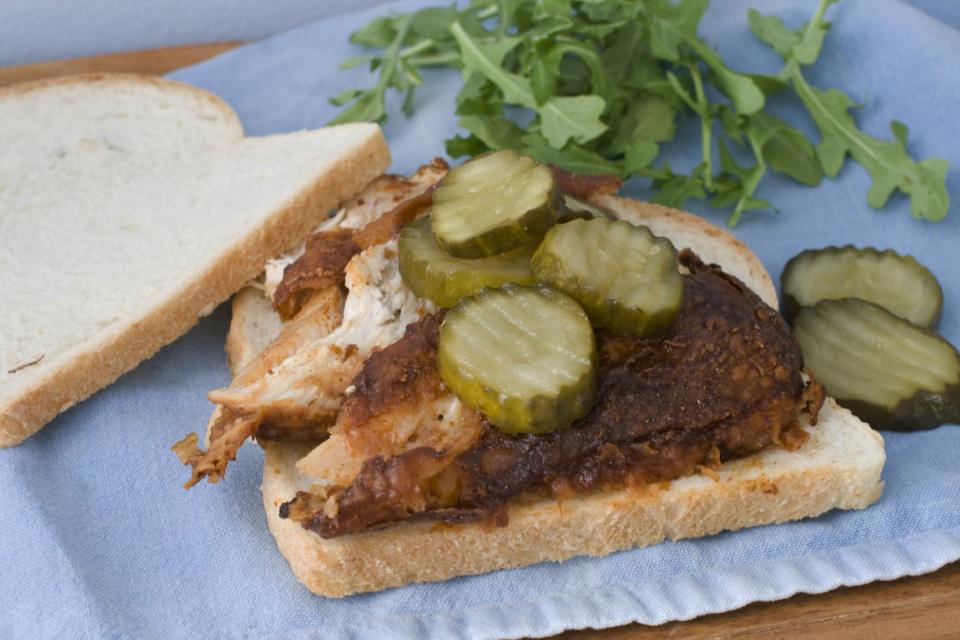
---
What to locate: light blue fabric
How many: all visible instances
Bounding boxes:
[3,1,960,638]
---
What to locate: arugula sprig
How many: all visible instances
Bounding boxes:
[331,0,948,225]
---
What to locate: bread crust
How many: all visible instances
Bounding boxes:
[0,74,390,446]
[225,197,884,598]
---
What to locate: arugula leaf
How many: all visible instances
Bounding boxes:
[650,0,764,115]
[540,95,608,147]
[792,77,949,219]
[648,0,709,62]
[624,140,659,174]
[652,163,708,208]
[452,24,608,147]
[410,7,459,40]
[446,134,489,158]
[606,97,676,154]
[350,16,399,48]
[715,136,773,225]
[521,134,623,175]
[459,114,525,150]
[749,2,836,66]
[746,10,800,59]
[332,0,949,226]
[451,25,530,105]
[747,112,822,186]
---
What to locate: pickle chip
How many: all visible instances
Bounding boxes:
[793,298,960,431]
[531,218,683,337]
[399,218,536,307]
[438,285,597,434]
[782,246,943,327]
[431,150,559,258]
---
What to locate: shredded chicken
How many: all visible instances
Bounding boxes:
[262,159,449,300]
[175,161,447,488]
[295,314,484,488]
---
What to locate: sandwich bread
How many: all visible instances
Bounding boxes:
[0,74,389,446]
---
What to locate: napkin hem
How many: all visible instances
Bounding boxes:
[254,525,960,640]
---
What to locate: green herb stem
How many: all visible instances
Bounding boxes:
[688,62,713,190]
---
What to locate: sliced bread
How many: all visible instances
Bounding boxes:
[0,73,389,446]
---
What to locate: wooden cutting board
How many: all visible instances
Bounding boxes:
[3,43,958,640]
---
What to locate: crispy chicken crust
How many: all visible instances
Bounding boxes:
[282,252,825,537]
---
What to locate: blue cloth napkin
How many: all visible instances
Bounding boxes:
[4,1,960,638]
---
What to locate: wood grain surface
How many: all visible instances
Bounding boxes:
[3,43,958,640]
[0,43,239,87]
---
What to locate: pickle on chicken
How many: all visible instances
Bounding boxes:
[398,218,536,307]
[437,285,596,434]
[782,246,943,328]
[531,217,683,337]
[430,150,559,258]
[793,298,960,431]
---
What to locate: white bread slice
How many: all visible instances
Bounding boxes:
[0,74,389,446]
[229,195,884,598]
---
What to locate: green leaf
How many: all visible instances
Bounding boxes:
[328,91,386,124]
[543,39,614,100]
[338,54,378,71]
[580,0,640,24]
[747,10,800,59]
[649,0,709,62]
[651,164,708,209]
[536,0,572,20]
[750,1,837,66]
[521,134,623,175]
[696,44,765,115]
[539,95,609,147]
[718,106,743,143]
[608,97,677,154]
[624,141,659,174]
[793,0,837,65]
[350,16,400,48]
[452,24,607,148]
[523,16,573,40]
[666,71,698,113]
[446,134,490,158]
[792,76,949,220]
[328,88,363,107]
[715,136,773,225]
[891,120,909,147]
[402,86,417,116]
[600,20,645,84]
[746,73,788,98]
[530,54,559,105]
[451,23,533,106]
[459,114,525,150]
[650,0,764,114]
[454,73,500,116]
[747,112,823,186]
[410,6,459,40]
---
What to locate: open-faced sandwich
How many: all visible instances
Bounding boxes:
[174,151,885,597]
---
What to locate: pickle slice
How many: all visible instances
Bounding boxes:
[531,218,683,337]
[399,218,536,307]
[431,150,559,258]
[793,298,960,431]
[438,285,597,434]
[782,246,943,327]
